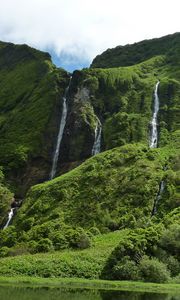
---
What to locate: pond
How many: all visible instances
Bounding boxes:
[0,285,179,300]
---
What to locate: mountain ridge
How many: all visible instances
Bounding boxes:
[91,32,180,69]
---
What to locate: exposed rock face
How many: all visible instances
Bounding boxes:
[56,76,98,176]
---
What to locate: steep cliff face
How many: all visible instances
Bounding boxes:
[0,41,70,197]
[58,52,179,175]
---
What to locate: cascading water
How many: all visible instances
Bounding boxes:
[151,180,165,216]
[149,81,160,148]
[149,81,165,216]
[50,77,71,180]
[3,208,14,229]
[92,117,102,155]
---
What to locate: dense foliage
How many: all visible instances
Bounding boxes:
[0,168,13,226]
[91,32,180,68]
[0,41,69,196]
[0,34,179,283]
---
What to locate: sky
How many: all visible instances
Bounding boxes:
[0,0,179,71]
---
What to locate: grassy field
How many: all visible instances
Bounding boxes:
[0,230,128,278]
[0,276,180,294]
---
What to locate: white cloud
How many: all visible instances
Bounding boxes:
[0,0,179,69]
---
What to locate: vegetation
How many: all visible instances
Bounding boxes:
[0,230,126,278]
[0,276,180,293]
[0,168,13,226]
[0,34,179,284]
[0,41,69,197]
[91,32,180,68]
[0,143,178,253]
[0,218,179,283]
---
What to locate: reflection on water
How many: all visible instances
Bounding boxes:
[0,285,179,300]
[100,290,179,300]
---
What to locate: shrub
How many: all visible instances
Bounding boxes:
[160,224,180,258]
[35,238,54,253]
[76,233,91,249]
[139,256,170,283]
[0,246,10,257]
[166,256,180,277]
[172,274,180,284]
[89,227,101,236]
[112,256,140,280]
[7,244,29,256]
[27,240,38,253]
[0,226,17,247]
[67,228,91,249]
[51,232,68,250]
[22,217,35,231]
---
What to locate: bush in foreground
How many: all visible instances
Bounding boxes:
[139,256,170,283]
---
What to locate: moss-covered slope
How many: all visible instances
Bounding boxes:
[0,41,69,196]
[0,36,179,193]
[91,32,180,68]
[0,143,176,252]
[63,53,179,161]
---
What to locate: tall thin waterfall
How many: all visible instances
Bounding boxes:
[92,117,102,155]
[151,180,165,216]
[50,77,71,179]
[149,81,160,148]
[3,208,14,229]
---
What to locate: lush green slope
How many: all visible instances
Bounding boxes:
[0,216,179,282]
[91,32,180,68]
[0,143,179,253]
[0,36,179,193]
[0,35,179,283]
[68,54,180,153]
[0,41,69,197]
[0,230,127,278]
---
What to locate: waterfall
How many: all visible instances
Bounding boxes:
[50,77,71,180]
[151,180,165,216]
[149,81,160,148]
[3,208,14,229]
[92,117,102,155]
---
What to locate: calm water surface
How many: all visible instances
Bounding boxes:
[0,285,179,300]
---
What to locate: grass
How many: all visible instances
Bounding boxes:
[0,230,128,278]
[0,276,179,293]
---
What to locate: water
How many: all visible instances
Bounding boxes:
[92,117,102,155]
[149,81,160,148]
[152,180,165,216]
[3,208,14,229]
[50,77,71,179]
[0,285,179,300]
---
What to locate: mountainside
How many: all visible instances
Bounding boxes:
[0,41,70,196]
[91,33,180,69]
[0,34,179,283]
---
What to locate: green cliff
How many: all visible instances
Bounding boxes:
[0,41,70,197]
[91,32,180,69]
[0,34,179,283]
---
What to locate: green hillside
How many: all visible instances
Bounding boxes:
[0,41,69,197]
[91,32,180,69]
[0,34,179,283]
